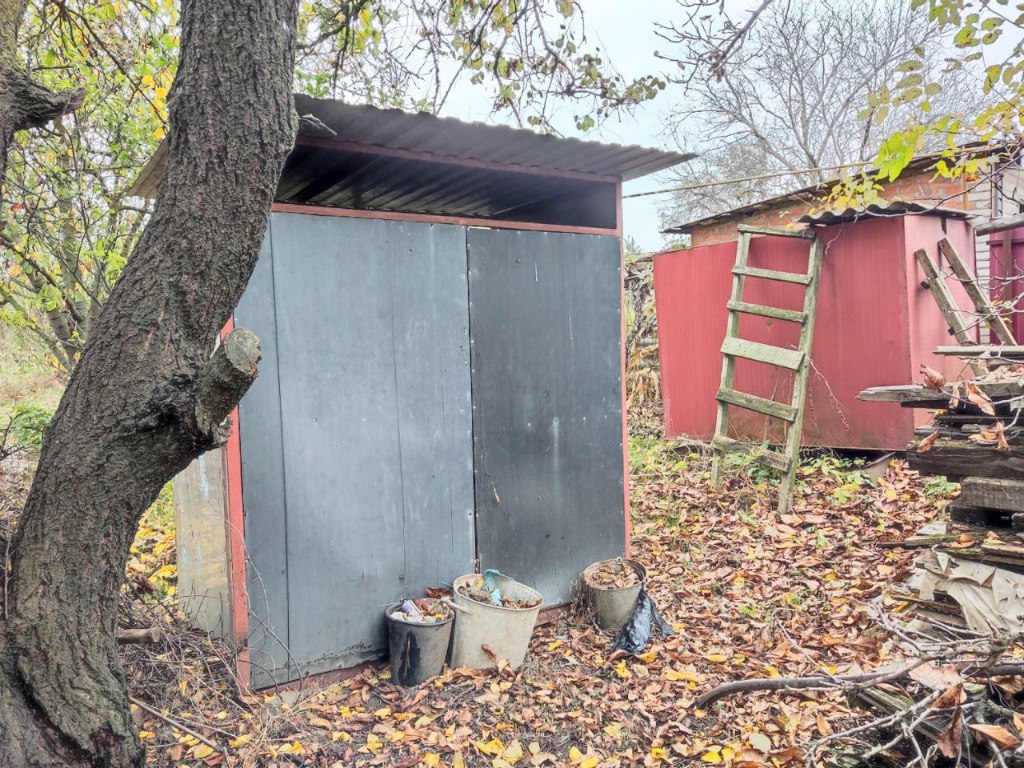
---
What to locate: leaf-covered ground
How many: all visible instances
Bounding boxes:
[107,439,956,768]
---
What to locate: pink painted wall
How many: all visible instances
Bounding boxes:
[988,227,1024,343]
[653,216,977,450]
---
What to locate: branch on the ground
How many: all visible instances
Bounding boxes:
[115,628,161,645]
[696,658,1024,709]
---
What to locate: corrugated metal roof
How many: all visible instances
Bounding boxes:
[799,202,972,226]
[292,95,691,180]
[129,95,693,200]
[662,143,1008,235]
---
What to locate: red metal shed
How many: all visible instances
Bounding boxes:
[653,211,978,451]
[988,227,1024,343]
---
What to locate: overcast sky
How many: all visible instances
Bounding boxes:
[438,0,711,253]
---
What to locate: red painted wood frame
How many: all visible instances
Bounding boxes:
[220,318,250,691]
[222,197,632,687]
[271,202,621,238]
[617,180,632,557]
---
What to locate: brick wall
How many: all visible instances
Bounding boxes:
[687,167,974,248]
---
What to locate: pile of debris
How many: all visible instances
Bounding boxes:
[860,349,1024,527]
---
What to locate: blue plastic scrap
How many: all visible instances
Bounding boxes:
[483,568,503,605]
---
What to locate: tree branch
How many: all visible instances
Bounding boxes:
[195,328,261,437]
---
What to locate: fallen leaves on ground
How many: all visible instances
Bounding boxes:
[106,441,955,767]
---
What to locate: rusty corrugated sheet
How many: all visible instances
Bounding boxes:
[800,202,971,226]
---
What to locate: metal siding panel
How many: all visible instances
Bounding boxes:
[235,229,292,688]
[468,229,625,605]
[270,214,474,680]
[653,218,938,451]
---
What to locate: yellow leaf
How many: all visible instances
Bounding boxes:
[603,722,623,738]
[477,738,506,757]
[613,660,631,679]
[138,730,155,741]
[651,747,669,762]
[722,747,735,760]
[373,707,392,718]
[547,639,563,651]
[665,668,702,683]
[504,740,524,762]
[569,746,585,763]
[365,734,383,751]
[379,669,392,680]
[764,665,781,678]
[453,752,467,768]
[422,753,441,768]
[331,731,351,743]
[192,744,215,759]
[580,757,600,768]
[705,653,729,663]
[280,741,304,755]
[701,748,722,763]
[636,650,657,663]
[229,733,252,748]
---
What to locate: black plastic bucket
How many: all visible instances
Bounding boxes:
[385,602,455,686]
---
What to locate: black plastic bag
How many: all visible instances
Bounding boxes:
[610,587,675,655]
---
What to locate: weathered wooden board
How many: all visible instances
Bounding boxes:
[720,337,804,370]
[960,478,1024,513]
[715,387,797,421]
[468,229,625,605]
[909,443,1024,482]
[237,213,475,687]
[934,345,1024,357]
[171,449,231,640]
[859,382,1024,405]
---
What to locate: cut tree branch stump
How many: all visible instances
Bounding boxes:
[196,328,261,436]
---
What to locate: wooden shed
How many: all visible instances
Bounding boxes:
[132,95,689,688]
[654,208,979,451]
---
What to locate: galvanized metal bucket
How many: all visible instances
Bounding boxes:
[449,573,543,670]
[385,602,454,686]
[582,559,647,632]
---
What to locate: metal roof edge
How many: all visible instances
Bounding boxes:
[129,96,694,200]
[662,142,1014,234]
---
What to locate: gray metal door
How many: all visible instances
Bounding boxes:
[467,229,625,604]
[236,213,475,686]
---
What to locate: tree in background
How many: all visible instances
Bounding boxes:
[654,0,976,227]
[0,0,665,374]
[0,0,659,764]
[295,0,665,132]
[869,0,1024,183]
[0,0,176,374]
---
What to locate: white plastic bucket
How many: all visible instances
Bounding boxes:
[449,573,543,670]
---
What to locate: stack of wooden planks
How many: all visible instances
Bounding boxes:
[860,348,1024,527]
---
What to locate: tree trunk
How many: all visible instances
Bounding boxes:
[0,0,298,765]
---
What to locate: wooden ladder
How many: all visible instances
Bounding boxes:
[914,237,1017,376]
[710,224,824,513]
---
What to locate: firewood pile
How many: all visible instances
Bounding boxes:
[859,348,1024,528]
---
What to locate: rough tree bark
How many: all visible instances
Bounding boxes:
[0,0,298,765]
